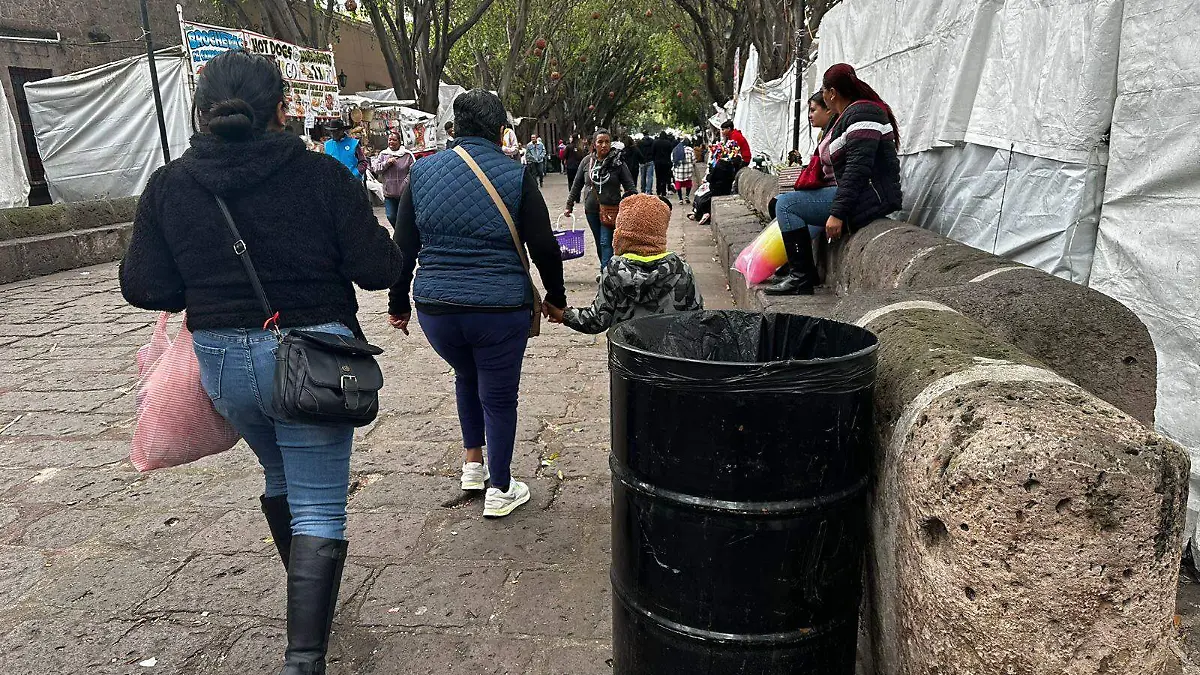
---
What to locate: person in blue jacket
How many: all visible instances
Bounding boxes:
[323,119,366,178]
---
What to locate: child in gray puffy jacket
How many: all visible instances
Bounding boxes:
[546,194,702,334]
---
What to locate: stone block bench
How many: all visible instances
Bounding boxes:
[0,198,137,285]
[708,169,1189,674]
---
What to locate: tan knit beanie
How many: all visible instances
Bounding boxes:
[612,194,671,257]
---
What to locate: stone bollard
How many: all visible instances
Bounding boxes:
[828,300,1188,675]
[833,221,1157,425]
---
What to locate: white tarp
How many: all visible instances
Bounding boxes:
[1088,0,1200,556]
[24,49,192,203]
[0,81,30,208]
[899,145,1104,284]
[732,46,799,164]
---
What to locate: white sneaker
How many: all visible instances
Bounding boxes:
[461,462,490,491]
[483,480,531,518]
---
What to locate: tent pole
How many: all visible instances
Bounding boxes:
[141,0,172,163]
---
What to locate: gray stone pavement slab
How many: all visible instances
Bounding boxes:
[0,173,734,673]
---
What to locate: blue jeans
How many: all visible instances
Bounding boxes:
[639,162,655,193]
[585,211,615,270]
[418,310,531,492]
[384,196,401,226]
[776,186,839,240]
[193,323,355,540]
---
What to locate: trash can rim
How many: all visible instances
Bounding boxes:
[608,312,879,369]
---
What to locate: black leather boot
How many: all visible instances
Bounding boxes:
[281,535,348,675]
[260,494,292,569]
[764,228,816,296]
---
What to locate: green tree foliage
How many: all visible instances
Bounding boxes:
[445,2,739,130]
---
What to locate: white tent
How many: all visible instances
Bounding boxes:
[732,46,799,165]
[819,0,1200,554]
[24,48,193,203]
[0,81,30,208]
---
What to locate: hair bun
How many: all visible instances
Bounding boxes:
[208,98,256,140]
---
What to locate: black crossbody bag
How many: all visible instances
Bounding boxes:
[214,195,384,427]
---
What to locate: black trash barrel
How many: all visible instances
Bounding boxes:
[607,311,878,674]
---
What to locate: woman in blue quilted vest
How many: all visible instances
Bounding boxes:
[387,89,568,518]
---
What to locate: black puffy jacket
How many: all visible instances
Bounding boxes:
[825,101,903,230]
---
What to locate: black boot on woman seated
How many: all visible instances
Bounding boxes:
[260,494,292,569]
[281,535,348,675]
[764,227,816,295]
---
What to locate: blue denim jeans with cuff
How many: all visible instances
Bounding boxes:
[193,322,355,541]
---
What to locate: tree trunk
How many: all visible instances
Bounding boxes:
[363,0,414,97]
[498,0,530,102]
[259,0,306,44]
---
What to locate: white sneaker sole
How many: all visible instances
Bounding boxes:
[483,490,531,518]
[462,478,487,491]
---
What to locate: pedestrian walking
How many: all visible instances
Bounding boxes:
[324,119,367,178]
[637,131,656,193]
[563,135,586,187]
[672,137,695,203]
[546,194,703,333]
[118,50,403,674]
[502,124,521,160]
[525,133,548,187]
[652,130,676,196]
[557,138,568,174]
[565,128,637,272]
[387,89,567,518]
[371,131,416,226]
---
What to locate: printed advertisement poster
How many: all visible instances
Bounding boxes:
[181,19,342,119]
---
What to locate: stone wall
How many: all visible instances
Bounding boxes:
[708,174,1190,675]
[0,197,136,284]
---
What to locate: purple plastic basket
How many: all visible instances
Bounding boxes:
[555,214,586,261]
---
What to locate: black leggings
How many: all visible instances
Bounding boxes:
[655,162,673,196]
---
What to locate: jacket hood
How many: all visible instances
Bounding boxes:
[611,253,686,304]
[179,132,307,195]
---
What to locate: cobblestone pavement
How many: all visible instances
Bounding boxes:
[0,173,732,675]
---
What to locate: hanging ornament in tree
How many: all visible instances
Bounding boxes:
[344,0,357,11]
[588,104,595,111]
[645,9,653,17]
[550,71,562,80]
[533,48,544,57]
[535,38,547,50]
[609,91,616,99]
[677,91,684,98]
[699,62,709,70]
[660,98,667,104]
[592,11,601,19]
[639,76,647,84]
[692,89,700,98]
[676,65,685,74]
[653,64,661,72]
[579,55,588,63]
[550,58,558,66]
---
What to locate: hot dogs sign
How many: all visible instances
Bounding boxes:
[181,19,342,119]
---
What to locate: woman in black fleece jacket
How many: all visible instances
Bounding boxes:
[118,51,401,675]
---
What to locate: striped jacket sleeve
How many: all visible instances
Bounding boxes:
[828,103,894,221]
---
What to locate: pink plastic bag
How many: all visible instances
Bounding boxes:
[131,312,240,471]
[733,221,789,285]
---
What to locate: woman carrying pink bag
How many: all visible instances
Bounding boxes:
[119,50,402,675]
